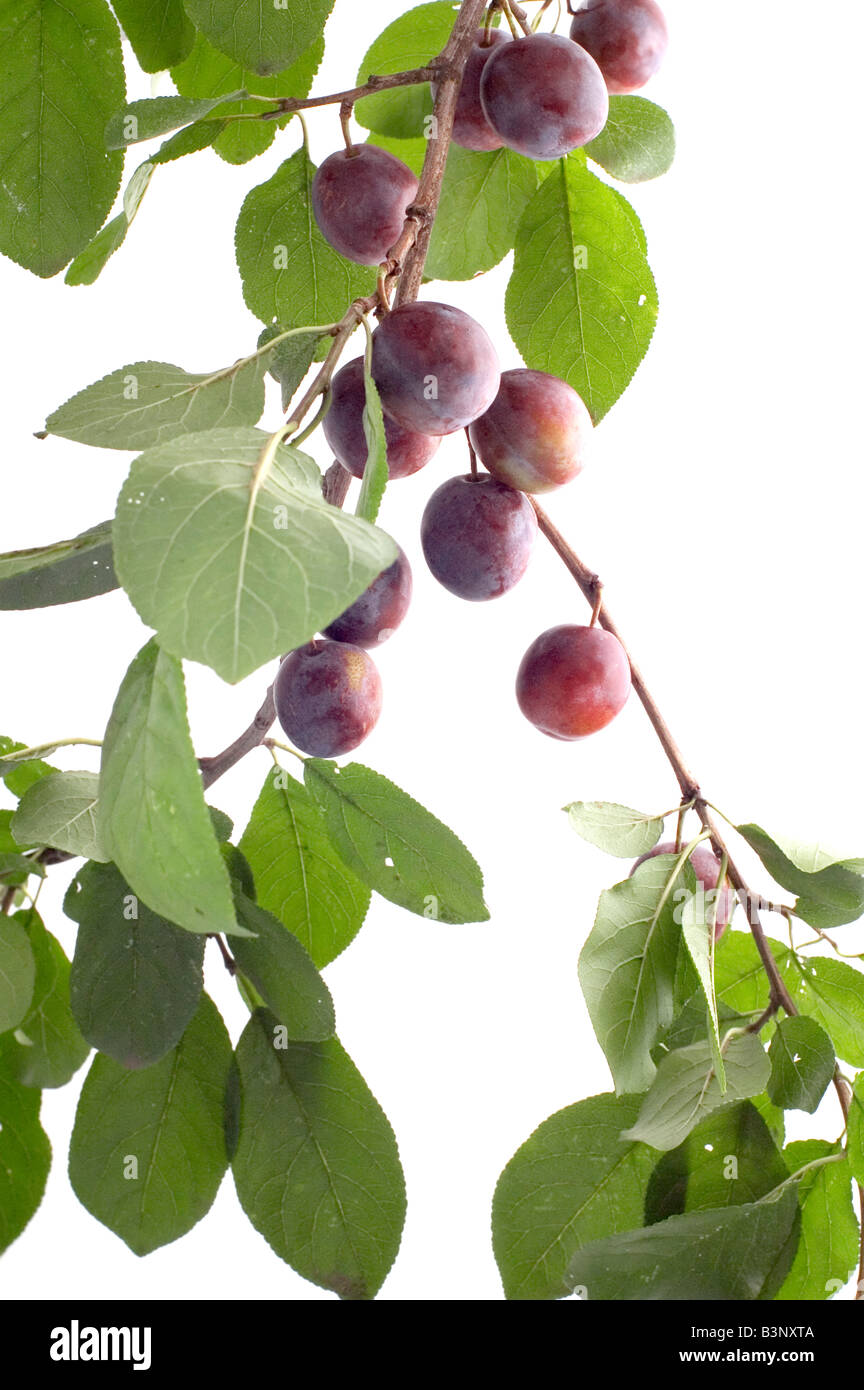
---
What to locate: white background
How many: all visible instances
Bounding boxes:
[1,0,863,1301]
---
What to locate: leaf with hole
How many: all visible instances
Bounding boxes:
[644,1101,789,1224]
[239,768,370,968]
[506,158,658,423]
[304,760,489,924]
[767,1015,835,1113]
[3,911,89,1089]
[621,1033,771,1152]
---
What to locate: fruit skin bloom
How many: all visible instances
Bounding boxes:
[569,0,669,95]
[421,474,538,601]
[469,369,592,494]
[322,358,439,480]
[372,301,500,436]
[479,33,609,160]
[274,640,382,758]
[311,145,418,265]
[516,625,630,738]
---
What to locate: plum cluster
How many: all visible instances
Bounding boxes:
[273,297,630,754]
[274,2,671,756]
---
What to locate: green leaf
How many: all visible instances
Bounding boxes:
[847,1075,864,1187]
[45,356,267,450]
[564,1188,800,1301]
[105,91,247,148]
[231,1011,406,1299]
[355,2,458,138]
[111,0,195,72]
[151,118,228,162]
[113,427,398,683]
[64,860,205,1068]
[621,1034,771,1152]
[0,522,117,610]
[777,1141,858,1300]
[12,771,106,862]
[0,738,57,797]
[304,760,489,924]
[680,885,724,1085]
[0,1035,52,1254]
[239,768,370,968]
[64,161,155,287]
[0,0,125,277]
[767,1016,835,1113]
[355,346,388,525]
[492,1093,658,1301]
[506,158,658,423]
[787,955,864,1068]
[99,639,239,935]
[3,911,89,1089]
[209,806,234,842]
[577,856,684,1094]
[69,993,232,1255]
[427,145,540,281]
[259,325,316,411]
[184,0,334,76]
[0,916,36,1033]
[714,929,789,1015]
[644,1101,789,1224]
[172,31,323,165]
[565,800,664,858]
[738,823,864,928]
[584,96,675,183]
[231,894,335,1041]
[370,134,540,281]
[236,147,375,327]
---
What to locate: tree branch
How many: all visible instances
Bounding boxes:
[529,497,799,1020]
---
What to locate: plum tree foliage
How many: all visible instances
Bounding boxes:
[1,0,862,1309]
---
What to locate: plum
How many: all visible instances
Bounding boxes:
[569,0,668,94]
[468,369,592,494]
[323,357,440,480]
[479,33,608,160]
[421,474,537,601]
[372,301,500,435]
[311,144,418,266]
[516,624,630,738]
[434,27,510,151]
[273,640,382,757]
[631,841,734,937]
[322,546,412,647]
